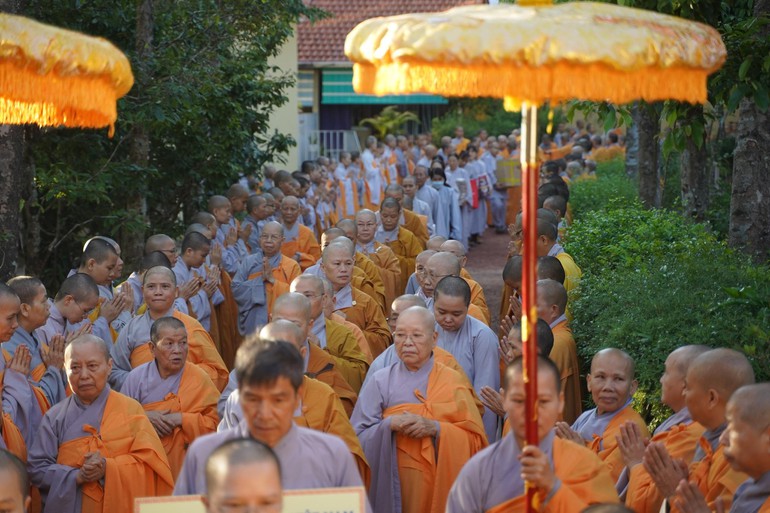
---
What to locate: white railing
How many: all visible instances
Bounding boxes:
[302,130,361,162]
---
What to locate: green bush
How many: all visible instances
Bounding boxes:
[567,159,637,219]
[564,202,717,276]
[565,201,770,425]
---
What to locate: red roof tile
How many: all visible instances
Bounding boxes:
[298,0,484,65]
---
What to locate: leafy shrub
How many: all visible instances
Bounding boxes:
[564,202,718,276]
[567,159,637,219]
[565,201,770,425]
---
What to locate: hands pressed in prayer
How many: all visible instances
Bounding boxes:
[519,445,557,494]
[239,223,252,243]
[100,295,125,324]
[225,226,238,247]
[120,282,135,314]
[146,409,181,438]
[672,480,724,513]
[479,386,506,417]
[209,244,223,267]
[262,258,275,284]
[498,335,516,366]
[391,412,438,438]
[643,442,689,500]
[66,322,92,342]
[508,295,522,321]
[178,278,202,301]
[43,334,66,370]
[8,345,31,376]
[499,314,516,339]
[554,421,584,445]
[617,420,649,469]
[77,451,106,485]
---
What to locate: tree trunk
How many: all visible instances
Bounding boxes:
[728,0,770,261]
[680,105,710,221]
[123,0,154,264]
[634,102,661,208]
[625,105,639,178]
[0,126,24,280]
[728,97,770,260]
[0,0,27,280]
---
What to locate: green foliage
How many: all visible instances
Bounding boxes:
[430,99,523,142]
[359,106,421,138]
[23,0,321,284]
[566,159,637,220]
[565,180,770,425]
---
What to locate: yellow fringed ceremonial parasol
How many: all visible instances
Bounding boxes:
[0,12,134,136]
[345,1,726,510]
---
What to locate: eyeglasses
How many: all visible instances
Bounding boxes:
[260,235,282,242]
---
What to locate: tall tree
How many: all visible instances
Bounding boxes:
[679,104,709,221]
[22,0,321,285]
[0,0,25,280]
[728,0,770,260]
[634,102,661,208]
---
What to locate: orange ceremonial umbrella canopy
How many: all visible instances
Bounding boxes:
[0,12,134,135]
[345,1,726,509]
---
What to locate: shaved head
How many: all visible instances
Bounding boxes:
[259,320,305,349]
[669,345,711,377]
[687,348,755,399]
[281,195,299,208]
[336,219,357,239]
[322,227,346,245]
[327,237,354,255]
[226,184,249,200]
[392,294,427,311]
[208,195,230,211]
[205,438,281,496]
[591,348,635,379]
[416,250,436,266]
[355,209,376,224]
[427,252,462,276]
[728,383,770,432]
[503,255,522,287]
[504,355,562,393]
[290,274,324,296]
[427,235,448,251]
[271,292,311,322]
[537,256,565,284]
[322,240,354,261]
[537,218,558,241]
[537,279,567,314]
[143,265,177,286]
[145,234,175,254]
[66,334,111,362]
[397,306,435,334]
[439,240,466,258]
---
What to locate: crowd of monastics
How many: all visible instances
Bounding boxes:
[0,123,767,513]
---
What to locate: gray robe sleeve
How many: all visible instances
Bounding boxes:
[108,326,134,391]
[28,413,82,513]
[351,377,400,513]
[2,366,40,447]
[473,327,501,442]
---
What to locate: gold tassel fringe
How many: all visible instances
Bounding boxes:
[0,60,119,135]
[353,61,708,107]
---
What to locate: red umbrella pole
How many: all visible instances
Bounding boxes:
[519,101,540,513]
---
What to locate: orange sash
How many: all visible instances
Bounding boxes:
[213,271,242,370]
[127,313,228,392]
[141,364,219,480]
[246,270,291,317]
[87,303,118,343]
[55,391,173,513]
[382,363,487,513]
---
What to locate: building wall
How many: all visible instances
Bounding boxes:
[266,30,300,171]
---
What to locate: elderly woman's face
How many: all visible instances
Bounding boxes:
[393,311,436,371]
